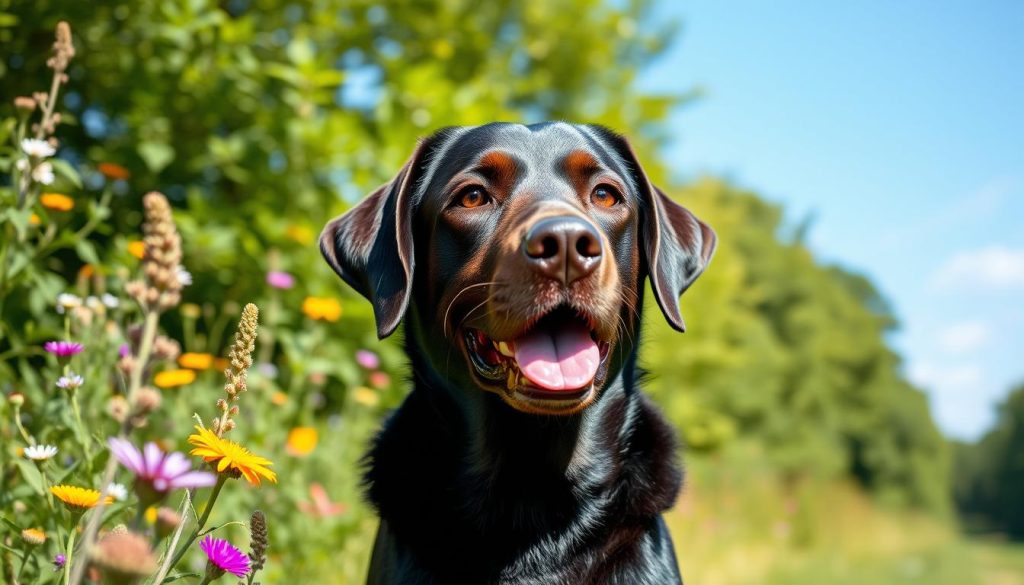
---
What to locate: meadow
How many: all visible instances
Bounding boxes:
[1,4,1022,584]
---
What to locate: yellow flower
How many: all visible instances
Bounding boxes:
[29,213,41,226]
[154,369,196,388]
[40,193,74,211]
[50,485,113,510]
[188,426,277,486]
[302,297,341,322]
[285,224,314,245]
[352,386,379,407]
[127,240,145,259]
[178,352,214,370]
[145,506,157,524]
[98,162,131,180]
[286,427,318,457]
[270,391,288,406]
[21,528,46,545]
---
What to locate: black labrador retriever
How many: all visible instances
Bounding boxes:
[320,122,715,584]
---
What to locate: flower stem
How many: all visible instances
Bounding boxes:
[62,522,76,585]
[154,475,227,584]
[70,391,92,464]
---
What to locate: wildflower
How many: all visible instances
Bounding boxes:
[53,554,67,571]
[127,240,145,259]
[33,161,55,185]
[178,352,214,370]
[24,444,58,461]
[353,386,379,407]
[188,426,277,486]
[22,138,56,158]
[91,530,158,582]
[355,349,380,369]
[126,192,183,311]
[9,393,25,407]
[22,528,46,545]
[285,223,314,244]
[176,265,192,287]
[29,213,41,225]
[369,371,391,389]
[200,535,251,580]
[56,373,84,390]
[108,438,216,503]
[212,303,258,434]
[97,162,131,180]
[257,362,279,379]
[40,193,73,211]
[151,335,181,361]
[248,511,268,575]
[107,482,128,501]
[145,507,157,524]
[266,270,294,289]
[15,96,36,111]
[56,293,83,314]
[270,391,287,406]
[101,293,120,308]
[79,263,95,278]
[44,340,83,357]
[107,396,129,423]
[286,427,318,457]
[301,296,341,321]
[50,485,114,510]
[153,369,196,388]
[298,483,347,518]
[133,386,162,414]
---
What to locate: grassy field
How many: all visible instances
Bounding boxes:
[668,446,1024,585]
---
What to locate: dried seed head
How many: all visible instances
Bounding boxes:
[151,335,181,362]
[14,96,36,111]
[133,386,162,415]
[91,530,158,582]
[107,396,129,423]
[248,510,268,573]
[129,193,184,312]
[214,303,259,435]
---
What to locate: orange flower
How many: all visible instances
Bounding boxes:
[154,369,196,388]
[214,357,230,371]
[270,391,288,406]
[50,485,113,510]
[127,240,145,259]
[286,427,318,457]
[178,352,214,370]
[97,162,131,180]
[302,297,341,322]
[78,264,95,278]
[40,193,74,211]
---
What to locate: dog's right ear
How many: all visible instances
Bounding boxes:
[319,140,434,339]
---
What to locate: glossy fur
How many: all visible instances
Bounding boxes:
[320,122,715,584]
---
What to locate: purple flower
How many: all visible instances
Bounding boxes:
[355,349,379,370]
[108,438,216,495]
[53,553,66,571]
[44,341,83,357]
[200,535,251,578]
[266,270,294,289]
[118,343,131,358]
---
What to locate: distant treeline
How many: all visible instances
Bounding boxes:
[954,383,1024,538]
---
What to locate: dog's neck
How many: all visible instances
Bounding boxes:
[362,326,682,578]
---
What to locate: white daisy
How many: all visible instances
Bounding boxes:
[32,161,55,185]
[176,266,192,287]
[106,482,128,501]
[101,293,120,309]
[24,444,58,461]
[56,293,83,314]
[21,138,56,158]
[56,373,84,391]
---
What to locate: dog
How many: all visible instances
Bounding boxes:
[320,122,715,584]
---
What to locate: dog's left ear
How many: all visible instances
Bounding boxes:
[592,127,717,332]
[319,138,437,339]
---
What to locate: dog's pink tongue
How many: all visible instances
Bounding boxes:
[513,322,599,391]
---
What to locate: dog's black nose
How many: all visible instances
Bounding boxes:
[523,216,602,285]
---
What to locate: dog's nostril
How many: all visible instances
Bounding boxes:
[575,234,601,258]
[526,235,560,259]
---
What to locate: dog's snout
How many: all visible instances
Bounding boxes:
[523,216,602,285]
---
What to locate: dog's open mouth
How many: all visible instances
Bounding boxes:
[463,307,610,411]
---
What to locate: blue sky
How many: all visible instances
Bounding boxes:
[637,1,1024,440]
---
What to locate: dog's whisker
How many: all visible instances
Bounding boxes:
[443,281,502,338]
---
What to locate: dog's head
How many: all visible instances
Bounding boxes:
[321,123,715,415]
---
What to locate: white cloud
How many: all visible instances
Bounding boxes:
[932,245,1024,291]
[908,361,983,395]
[938,320,991,354]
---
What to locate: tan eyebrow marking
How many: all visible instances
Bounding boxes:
[562,150,602,192]
[476,151,519,189]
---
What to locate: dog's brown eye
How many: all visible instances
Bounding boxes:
[457,187,490,209]
[591,186,621,208]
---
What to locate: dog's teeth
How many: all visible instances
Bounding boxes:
[496,341,514,357]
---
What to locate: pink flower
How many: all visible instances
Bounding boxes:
[266,271,294,289]
[355,349,379,369]
[369,371,391,389]
[44,341,83,357]
[200,535,250,578]
[108,438,216,495]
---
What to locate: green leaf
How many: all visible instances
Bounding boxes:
[75,238,100,265]
[138,141,176,173]
[49,158,82,188]
[162,573,202,583]
[12,458,44,495]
